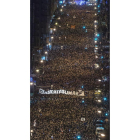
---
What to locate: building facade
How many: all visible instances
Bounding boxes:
[30,0,58,70]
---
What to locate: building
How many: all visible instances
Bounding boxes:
[30,0,58,70]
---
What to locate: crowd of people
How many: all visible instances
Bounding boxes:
[31,2,110,140]
[33,4,110,91]
[31,95,109,140]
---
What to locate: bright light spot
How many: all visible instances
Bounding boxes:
[94,38,97,41]
[101,56,103,59]
[101,134,105,137]
[30,82,33,85]
[98,79,101,81]
[45,51,48,54]
[77,135,81,139]
[98,110,101,113]
[105,113,108,116]
[95,25,97,28]
[60,9,63,12]
[36,69,39,72]
[95,41,97,43]
[98,100,101,102]
[82,100,84,103]
[83,26,86,29]
[104,97,107,101]
[98,90,101,92]
[53,28,56,31]
[95,55,98,58]
[40,60,43,63]
[94,64,99,68]
[51,36,54,39]
[95,13,97,15]
[41,56,45,60]
[49,43,51,45]
[58,17,60,20]
[55,22,58,25]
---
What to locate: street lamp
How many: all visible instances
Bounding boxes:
[36,69,39,73]
[98,110,101,113]
[98,100,101,102]
[53,28,56,31]
[30,82,33,85]
[101,134,105,137]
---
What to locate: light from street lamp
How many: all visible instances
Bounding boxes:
[36,69,39,72]
[30,82,33,85]
[98,110,101,113]
[101,134,105,137]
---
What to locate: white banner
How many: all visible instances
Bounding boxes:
[39,89,84,96]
